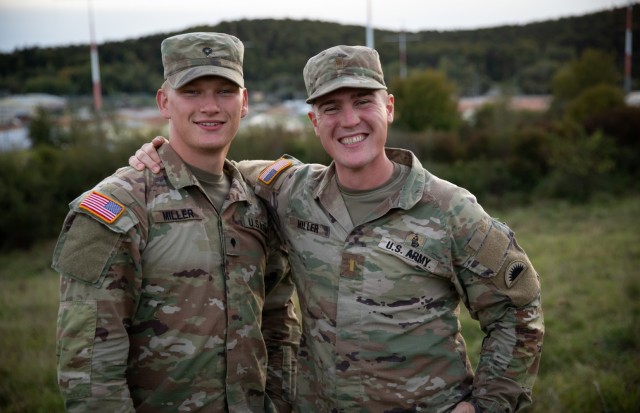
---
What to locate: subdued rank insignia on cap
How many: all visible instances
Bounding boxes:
[202,47,213,56]
[258,158,293,185]
[79,191,125,224]
[505,260,527,288]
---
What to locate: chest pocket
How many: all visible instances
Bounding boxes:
[375,231,451,279]
[365,232,454,309]
[145,202,208,274]
[287,215,331,238]
[151,206,204,224]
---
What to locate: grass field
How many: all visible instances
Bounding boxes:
[1,195,639,412]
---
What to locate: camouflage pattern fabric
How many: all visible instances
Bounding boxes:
[238,147,544,413]
[161,32,245,89]
[303,45,386,103]
[53,144,300,413]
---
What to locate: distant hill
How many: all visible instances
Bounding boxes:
[0,6,637,101]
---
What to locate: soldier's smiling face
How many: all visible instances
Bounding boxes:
[308,88,394,180]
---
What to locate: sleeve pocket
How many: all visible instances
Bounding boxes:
[56,300,97,400]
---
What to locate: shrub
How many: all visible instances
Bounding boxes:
[0,126,148,252]
[536,130,616,202]
[564,85,626,124]
[391,69,460,132]
[584,106,640,177]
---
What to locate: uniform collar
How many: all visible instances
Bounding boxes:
[158,144,255,205]
[312,147,428,211]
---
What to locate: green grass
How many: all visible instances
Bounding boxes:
[460,194,640,412]
[0,240,63,412]
[2,196,639,412]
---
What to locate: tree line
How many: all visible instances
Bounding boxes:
[0,6,638,100]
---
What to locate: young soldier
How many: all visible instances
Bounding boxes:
[132,45,544,413]
[53,32,299,413]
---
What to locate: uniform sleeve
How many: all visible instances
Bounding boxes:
[234,160,275,187]
[260,226,301,413]
[451,207,544,412]
[52,210,142,413]
[235,156,302,191]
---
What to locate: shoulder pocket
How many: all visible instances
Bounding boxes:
[56,300,97,400]
[464,219,510,278]
[53,214,122,285]
[464,220,541,306]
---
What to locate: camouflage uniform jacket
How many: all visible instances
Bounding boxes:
[53,144,300,413]
[240,148,543,413]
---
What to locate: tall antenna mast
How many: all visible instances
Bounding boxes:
[624,0,634,94]
[366,0,374,48]
[88,0,102,112]
[385,27,420,79]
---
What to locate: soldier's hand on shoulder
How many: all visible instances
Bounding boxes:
[129,136,167,173]
[451,401,476,413]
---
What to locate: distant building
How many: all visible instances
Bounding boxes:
[625,91,640,106]
[244,99,310,132]
[115,107,166,131]
[0,126,29,152]
[0,94,67,126]
[457,95,551,121]
[0,94,68,151]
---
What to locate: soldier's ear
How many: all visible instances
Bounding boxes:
[307,110,320,136]
[156,88,171,119]
[386,93,394,124]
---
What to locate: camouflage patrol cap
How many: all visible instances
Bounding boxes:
[303,45,386,103]
[161,32,244,89]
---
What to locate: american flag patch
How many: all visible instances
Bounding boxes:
[79,191,125,224]
[258,158,293,185]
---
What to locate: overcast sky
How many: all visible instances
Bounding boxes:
[0,0,635,52]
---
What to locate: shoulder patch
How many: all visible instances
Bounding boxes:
[505,260,528,288]
[79,191,125,224]
[258,158,293,185]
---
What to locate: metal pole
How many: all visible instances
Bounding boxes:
[624,1,633,94]
[385,29,420,79]
[88,0,102,112]
[399,31,407,79]
[366,0,374,48]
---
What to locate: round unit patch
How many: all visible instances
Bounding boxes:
[505,260,528,288]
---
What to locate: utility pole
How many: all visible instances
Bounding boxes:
[385,29,420,79]
[88,0,102,112]
[366,0,374,48]
[624,0,634,94]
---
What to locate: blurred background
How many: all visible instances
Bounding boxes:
[1,1,639,412]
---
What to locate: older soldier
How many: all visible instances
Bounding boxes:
[53,32,299,413]
[131,45,544,413]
